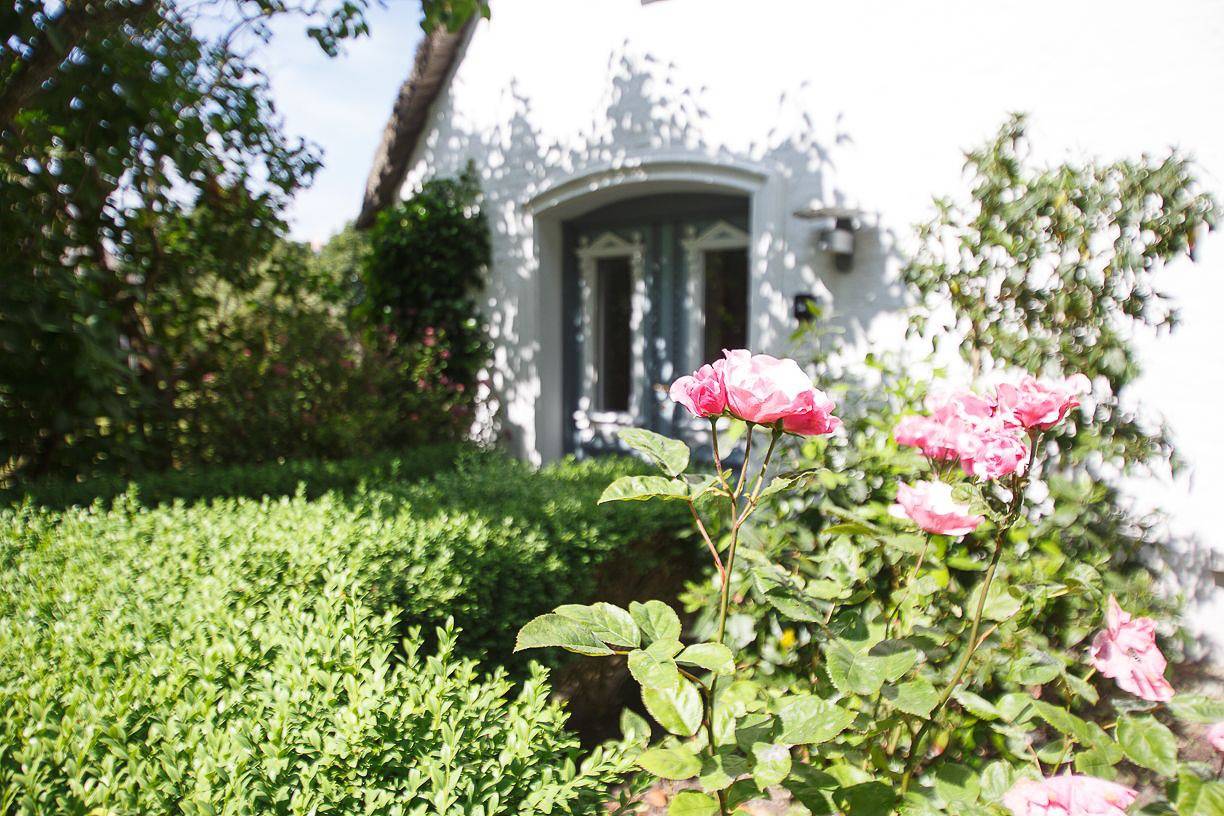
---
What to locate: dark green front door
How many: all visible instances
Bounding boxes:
[562,193,750,455]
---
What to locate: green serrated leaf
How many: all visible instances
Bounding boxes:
[952,688,1002,720]
[643,679,703,737]
[980,761,1014,800]
[555,602,640,648]
[1167,694,1224,723]
[825,639,917,696]
[1031,700,1098,745]
[835,781,897,816]
[750,742,792,788]
[677,642,735,675]
[1117,714,1177,777]
[630,600,683,645]
[668,790,720,816]
[598,475,689,503]
[698,749,750,792]
[628,647,682,691]
[618,427,690,477]
[514,613,614,656]
[884,678,939,717]
[638,745,701,780]
[932,762,980,805]
[775,694,856,745]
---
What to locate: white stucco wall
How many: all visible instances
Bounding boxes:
[398,0,1224,656]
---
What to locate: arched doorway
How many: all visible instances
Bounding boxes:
[563,193,751,455]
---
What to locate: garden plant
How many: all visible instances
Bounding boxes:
[516,349,1224,816]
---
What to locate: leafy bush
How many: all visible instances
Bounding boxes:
[362,165,491,435]
[519,380,1224,816]
[0,451,689,813]
[2,444,467,509]
[3,450,686,661]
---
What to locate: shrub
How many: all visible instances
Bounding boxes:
[0,451,688,813]
[2,450,686,662]
[361,165,491,437]
[518,362,1224,816]
[0,563,634,815]
[2,445,468,509]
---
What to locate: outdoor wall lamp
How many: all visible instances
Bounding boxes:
[794,206,874,273]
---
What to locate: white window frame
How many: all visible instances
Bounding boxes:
[682,220,752,374]
[575,231,647,445]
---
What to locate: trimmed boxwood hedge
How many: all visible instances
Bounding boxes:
[0,450,684,814]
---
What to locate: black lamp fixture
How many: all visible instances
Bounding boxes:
[794,206,874,273]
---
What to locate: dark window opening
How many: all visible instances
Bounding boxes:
[702,248,749,361]
[597,256,632,412]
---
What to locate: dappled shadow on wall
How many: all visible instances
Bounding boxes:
[417,45,905,449]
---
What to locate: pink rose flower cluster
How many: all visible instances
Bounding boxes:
[1089,595,1175,703]
[669,350,841,436]
[1003,774,1137,816]
[894,373,1091,481]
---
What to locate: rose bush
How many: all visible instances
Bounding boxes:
[516,350,1224,816]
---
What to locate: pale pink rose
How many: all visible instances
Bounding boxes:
[780,386,842,437]
[889,480,984,537]
[958,428,1029,480]
[1207,722,1224,754]
[894,414,961,460]
[926,388,997,429]
[669,361,728,418]
[719,350,820,425]
[1003,774,1137,816]
[995,374,1091,431]
[1089,595,1174,703]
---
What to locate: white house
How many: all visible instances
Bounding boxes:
[358,0,1224,655]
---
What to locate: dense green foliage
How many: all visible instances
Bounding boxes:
[0,450,685,813]
[362,166,492,433]
[1,444,465,509]
[1,0,493,482]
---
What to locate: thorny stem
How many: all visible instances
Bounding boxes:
[699,423,781,816]
[689,499,725,579]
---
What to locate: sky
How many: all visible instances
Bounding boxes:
[250,2,425,245]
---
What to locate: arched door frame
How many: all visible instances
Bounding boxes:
[526,157,778,462]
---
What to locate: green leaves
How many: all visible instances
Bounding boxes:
[638,745,701,780]
[516,601,645,656]
[825,639,918,697]
[643,681,704,737]
[514,613,615,656]
[628,644,682,690]
[775,694,856,745]
[1116,714,1178,776]
[678,642,735,675]
[618,428,690,477]
[630,600,683,644]
[668,791,720,816]
[599,475,690,504]
[1167,693,1224,723]
[883,678,939,717]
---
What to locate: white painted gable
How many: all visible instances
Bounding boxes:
[397,0,1224,655]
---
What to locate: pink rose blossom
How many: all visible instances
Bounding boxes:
[1089,596,1174,702]
[995,374,1091,431]
[958,428,1029,480]
[780,386,842,436]
[926,388,997,429]
[716,350,839,435]
[720,350,816,424]
[669,361,729,418]
[1003,774,1137,816]
[894,415,961,460]
[889,480,984,537]
[1206,722,1224,754]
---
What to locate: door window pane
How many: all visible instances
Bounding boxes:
[596,256,632,412]
[703,249,748,361]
